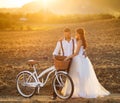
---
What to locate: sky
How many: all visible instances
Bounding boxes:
[0,0,33,8]
[0,0,119,15]
[0,0,119,9]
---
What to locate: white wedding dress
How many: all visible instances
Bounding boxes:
[61,46,110,98]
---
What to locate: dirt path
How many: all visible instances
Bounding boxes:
[0,94,120,103]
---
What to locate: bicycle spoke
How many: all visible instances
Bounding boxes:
[17,72,36,97]
[53,73,74,99]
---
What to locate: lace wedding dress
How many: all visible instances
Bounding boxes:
[61,46,110,98]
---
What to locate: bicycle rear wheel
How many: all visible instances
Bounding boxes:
[16,71,36,98]
[52,72,74,99]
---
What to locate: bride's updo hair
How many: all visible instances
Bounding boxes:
[76,28,87,49]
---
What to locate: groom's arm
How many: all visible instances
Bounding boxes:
[53,41,61,59]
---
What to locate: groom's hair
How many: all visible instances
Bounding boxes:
[64,28,71,32]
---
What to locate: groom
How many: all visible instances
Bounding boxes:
[53,28,75,59]
[52,28,75,100]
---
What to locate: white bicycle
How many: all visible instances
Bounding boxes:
[16,60,74,99]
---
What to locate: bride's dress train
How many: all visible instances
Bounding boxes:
[62,46,110,98]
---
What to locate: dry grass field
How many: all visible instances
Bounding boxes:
[0,19,120,97]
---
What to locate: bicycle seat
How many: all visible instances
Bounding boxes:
[26,60,39,65]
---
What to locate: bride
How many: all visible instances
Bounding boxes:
[62,28,110,98]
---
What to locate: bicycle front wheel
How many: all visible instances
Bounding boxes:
[52,72,74,99]
[16,71,36,98]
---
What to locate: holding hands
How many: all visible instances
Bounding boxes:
[64,50,87,61]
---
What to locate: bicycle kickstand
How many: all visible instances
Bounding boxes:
[37,85,40,94]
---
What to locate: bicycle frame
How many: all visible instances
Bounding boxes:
[17,64,68,94]
[32,65,57,87]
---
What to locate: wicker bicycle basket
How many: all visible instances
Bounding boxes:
[54,56,71,70]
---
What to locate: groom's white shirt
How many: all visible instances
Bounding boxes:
[53,37,76,56]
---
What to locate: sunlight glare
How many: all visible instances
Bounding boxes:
[42,0,48,8]
[0,0,34,8]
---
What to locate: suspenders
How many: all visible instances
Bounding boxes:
[59,39,74,56]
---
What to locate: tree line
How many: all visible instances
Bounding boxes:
[0,12,118,30]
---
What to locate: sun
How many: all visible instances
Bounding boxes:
[33,0,57,10]
[42,0,48,4]
[34,0,49,8]
[41,0,49,8]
